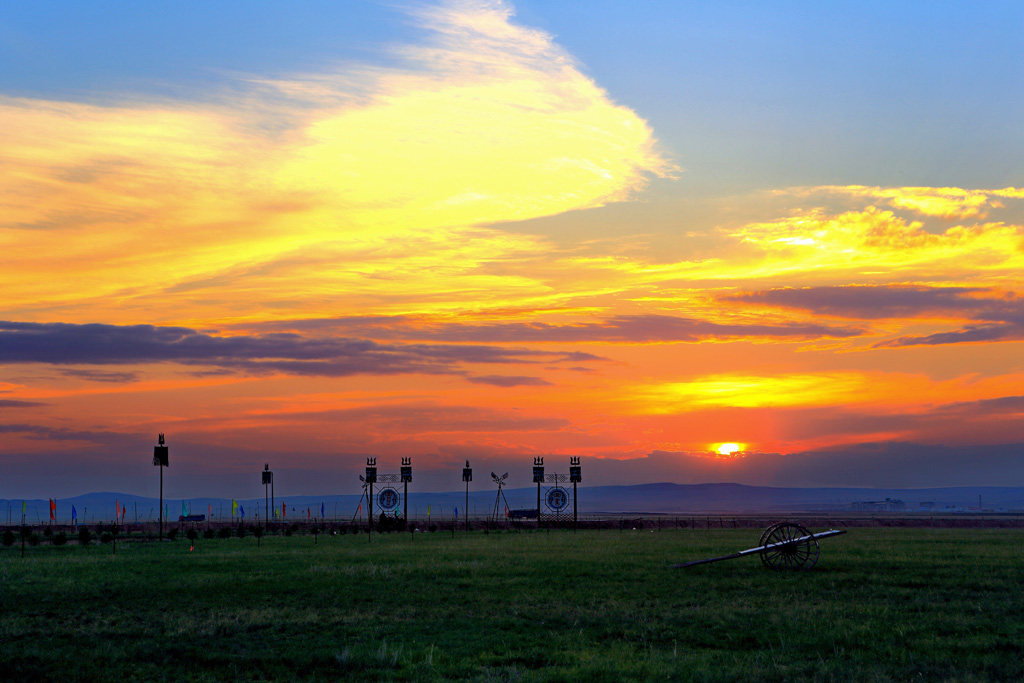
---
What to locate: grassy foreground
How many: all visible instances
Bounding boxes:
[2,527,1023,682]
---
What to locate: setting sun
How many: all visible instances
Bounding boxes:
[716,443,742,456]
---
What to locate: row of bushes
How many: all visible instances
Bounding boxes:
[1,527,117,547]
[1,516,448,547]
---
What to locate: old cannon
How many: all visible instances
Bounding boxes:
[673,522,847,571]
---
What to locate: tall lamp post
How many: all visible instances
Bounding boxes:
[401,457,412,528]
[569,457,582,530]
[463,460,472,532]
[262,464,273,530]
[365,458,377,533]
[153,434,169,539]
[533,457,544,527]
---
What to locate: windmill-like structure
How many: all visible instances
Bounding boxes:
[490,471,512,526]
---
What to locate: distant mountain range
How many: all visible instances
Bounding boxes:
[4,482,1023,525]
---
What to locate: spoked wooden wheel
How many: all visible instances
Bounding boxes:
[758,522,820,570]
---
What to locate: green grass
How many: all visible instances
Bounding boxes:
[2,527,1023,682]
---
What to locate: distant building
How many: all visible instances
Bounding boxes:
[851,498,905,512]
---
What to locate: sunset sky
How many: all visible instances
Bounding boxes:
[2,1,1023,499]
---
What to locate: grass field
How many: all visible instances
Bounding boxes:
[2,526,1023,682]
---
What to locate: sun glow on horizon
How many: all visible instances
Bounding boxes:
[716,443,743,456]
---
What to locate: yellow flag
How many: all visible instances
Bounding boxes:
[231,499,237,516]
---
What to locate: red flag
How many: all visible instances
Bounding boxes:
[49,499,56,520]
[122,505,126,521]
[505,506,509,518]
[282,502,286,519]
[116,500,121,520]
[307,507,311,519]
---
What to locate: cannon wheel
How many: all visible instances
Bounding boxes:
[758,522,820,570]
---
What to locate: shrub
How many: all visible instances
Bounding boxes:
[186,528,198,542]
[2,529,14,547]
[52,532,68,546]
[100,533,113,544]
[284,528,292,537]
[166,529,177,541]
[236,524,246,539]
[203,529,215,540]
[253,526,263,539]
[78,528,92,546]
[217,527,232,539]
[28,534,40,546]
[43,526,53,537]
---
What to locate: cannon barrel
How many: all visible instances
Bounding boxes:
[673,525,847,570]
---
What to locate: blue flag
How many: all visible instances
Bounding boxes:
[239,506,245,518]
[71,505,78,520]
[454,506,459,519]
[321,502,325,518]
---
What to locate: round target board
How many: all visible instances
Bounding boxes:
[377,487,400,511]
[545,486,569,512]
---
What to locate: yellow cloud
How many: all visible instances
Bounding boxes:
[632,373,870,411]
[0,0,672,326]
[813,185,1024,219]
[727,206,1024,281]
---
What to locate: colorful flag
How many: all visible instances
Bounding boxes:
[164,503,168,519]
[49,498,56,521]
[231,499,238,517]
[282,502,286,519]
[239,506,245,519]
[427,505,431,520]
[22,500,26,514]
[454,507,458,520]
[72,505,78,521]
[307,507,311,519]
[357,502,362,515]
[116,500,121,520]
[321,502,325,518]
[505,506,509,518]
[208,503,212,517]
[122,505,126,522]
[182,501,188,517]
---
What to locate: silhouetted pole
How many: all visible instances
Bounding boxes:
[262,464,273,531]
[463,461,472,532]
[570,457,581,531]
[401,457,412,531]
[365,458,377,535]
[533,457,544,529]
[154,434,169,540]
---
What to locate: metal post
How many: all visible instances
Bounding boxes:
[463,461,473,532]
[533,457,544,529]
[159,462,163,540]
[573,480,577,530]
[537,481,541,529]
